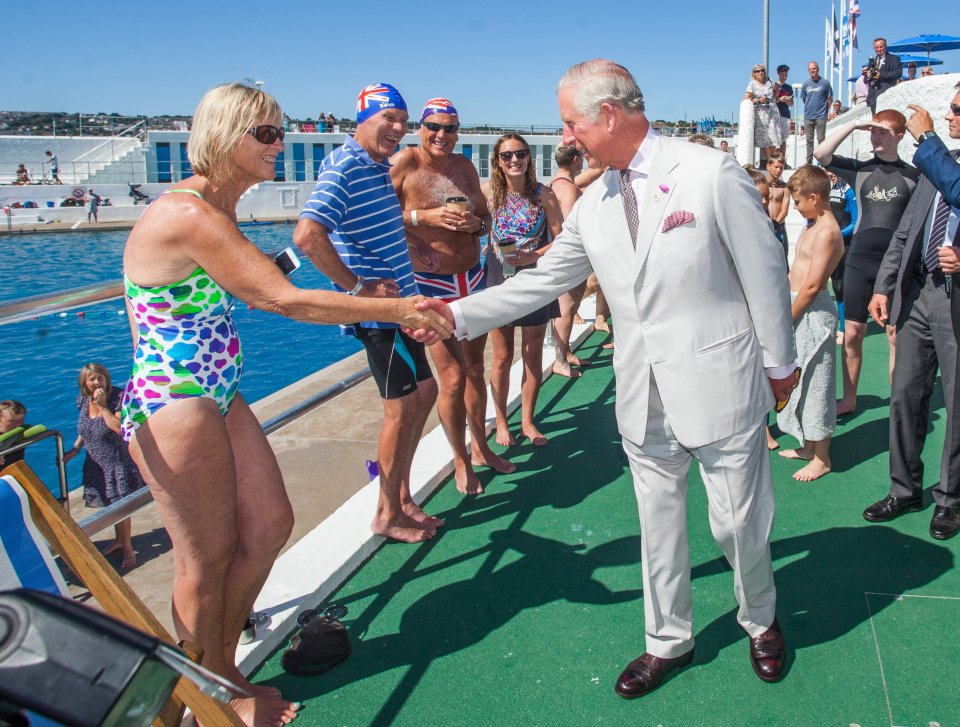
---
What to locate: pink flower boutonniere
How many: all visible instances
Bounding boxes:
[658,183,670,194]
[662,210,695,233]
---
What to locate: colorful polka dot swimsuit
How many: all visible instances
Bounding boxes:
[120,190,243,441]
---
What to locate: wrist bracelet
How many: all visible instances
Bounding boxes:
[348,276,364,296]
[411,210,419,227]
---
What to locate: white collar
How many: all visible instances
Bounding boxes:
[622,128,659,177]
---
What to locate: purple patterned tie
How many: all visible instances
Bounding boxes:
[923,194,952,272]
[620,169,639,248]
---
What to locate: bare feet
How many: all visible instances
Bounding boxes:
[229,694,301,727]
[225,669,281,698]
[453,464,485,495]
[573,313,586,325]
[602,342,615,349]
[779,447,813,461]
[521,424,549,447]
[836,398,856,416]
[371,512,436,543]
[566,353,584,367]
[120,550,137,569]
[401,501,445,528]
[472,448,516,474]
[101,540,123,557]
[792,459,832,481]
[552,360,581,379]
[495,423,516,447]
[766,427,780,451]
[594,319,610,333]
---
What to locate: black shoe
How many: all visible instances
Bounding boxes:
[929,506,960,540]
[862,494,923,522]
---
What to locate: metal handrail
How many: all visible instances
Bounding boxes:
[0,280,124,326]
[1,429,70,509]
[73,120,147,163]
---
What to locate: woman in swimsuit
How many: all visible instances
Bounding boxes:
[120,83,450,727]
[481,134,564,447]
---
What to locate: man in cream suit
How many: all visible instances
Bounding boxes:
[420,59,798,698]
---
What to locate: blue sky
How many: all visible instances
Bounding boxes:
[8,1,960,125]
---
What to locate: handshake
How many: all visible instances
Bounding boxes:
[398,297,457,345]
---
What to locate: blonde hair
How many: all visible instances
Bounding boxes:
[787,164,831,199]
[188,82,282,180]
[0,400,26,417]
[78,363,112,398]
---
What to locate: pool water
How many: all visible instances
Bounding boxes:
[0,224,362,493]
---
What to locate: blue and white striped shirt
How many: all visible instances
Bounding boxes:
[300,136,417,332]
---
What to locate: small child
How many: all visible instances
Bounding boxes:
[0,400,27,467]
[766,152,790,260]
[778,166,844,481]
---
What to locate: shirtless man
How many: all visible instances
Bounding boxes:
[391,98,514,495]
[766,152,790,260]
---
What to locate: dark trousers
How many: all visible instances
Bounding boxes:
[804,118,827,165]
[888,272,960,507]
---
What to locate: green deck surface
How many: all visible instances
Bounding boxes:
[252,327,959,727]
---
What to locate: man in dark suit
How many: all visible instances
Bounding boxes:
[865,84,960,539]
[867,37,903,112]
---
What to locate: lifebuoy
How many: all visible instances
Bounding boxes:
[71,187,84,200]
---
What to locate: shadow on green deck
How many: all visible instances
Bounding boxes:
[252,327,959,726]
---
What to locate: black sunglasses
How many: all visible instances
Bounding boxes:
[247,125,285,145]
[950,103,960,116]
[498,149,530,161]
[421,121,460,133]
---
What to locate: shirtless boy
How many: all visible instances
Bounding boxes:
[778,166,844,481]
[766,152,790,259]
[390,98,514,494]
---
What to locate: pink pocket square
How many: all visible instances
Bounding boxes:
[662,210,695,233]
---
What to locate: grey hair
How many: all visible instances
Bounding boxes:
[557,59,645,121]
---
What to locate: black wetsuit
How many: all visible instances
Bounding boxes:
[827,155,920,322]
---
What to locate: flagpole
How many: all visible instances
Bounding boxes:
[847,14,854,106]
[762,0,769,74]
[832,0,839,107]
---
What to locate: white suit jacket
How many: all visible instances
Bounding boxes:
[459,136,796,448]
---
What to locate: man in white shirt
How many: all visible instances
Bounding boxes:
[420,58,798,698]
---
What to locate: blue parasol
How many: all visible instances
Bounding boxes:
[897,53,945,68]
[887,34,960,59]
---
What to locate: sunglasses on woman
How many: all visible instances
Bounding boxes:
[421,121,460,133]
[247,125,285,145]
[498,149,530,162]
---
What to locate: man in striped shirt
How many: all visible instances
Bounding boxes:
[294,83,442,543]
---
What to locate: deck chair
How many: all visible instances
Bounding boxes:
[0,462,242,726]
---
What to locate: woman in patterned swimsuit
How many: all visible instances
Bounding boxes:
[120,83,450,727]
[481,134,564,447]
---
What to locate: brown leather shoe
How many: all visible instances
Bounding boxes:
[614,650,694,699]
[749,619,785,682]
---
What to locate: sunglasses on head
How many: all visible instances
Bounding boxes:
[498,149,530,162]
[421,121,460,133]
[247,125,285,145]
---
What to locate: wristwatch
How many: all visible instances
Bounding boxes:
[918,130,938,145]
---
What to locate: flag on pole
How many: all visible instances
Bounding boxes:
[825,16,833,69]
[833,8,841,68]
[849,0,860,50]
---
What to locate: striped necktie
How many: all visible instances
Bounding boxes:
[923,194,952,272]
[620,169,639,248]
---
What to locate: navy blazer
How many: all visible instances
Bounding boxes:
[875,134,960,333]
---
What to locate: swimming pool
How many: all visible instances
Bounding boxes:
[0,224,362,493]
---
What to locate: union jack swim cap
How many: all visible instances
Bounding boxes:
[420,97,458,122]
[356,83,407,124]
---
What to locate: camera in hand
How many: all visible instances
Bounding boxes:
[867,57,883,84]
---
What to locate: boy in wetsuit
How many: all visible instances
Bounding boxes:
[813,109,920,415]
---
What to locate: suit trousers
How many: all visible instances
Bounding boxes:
[621,376,777,658]
[804,118,827,165]
[889,272,960,507]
